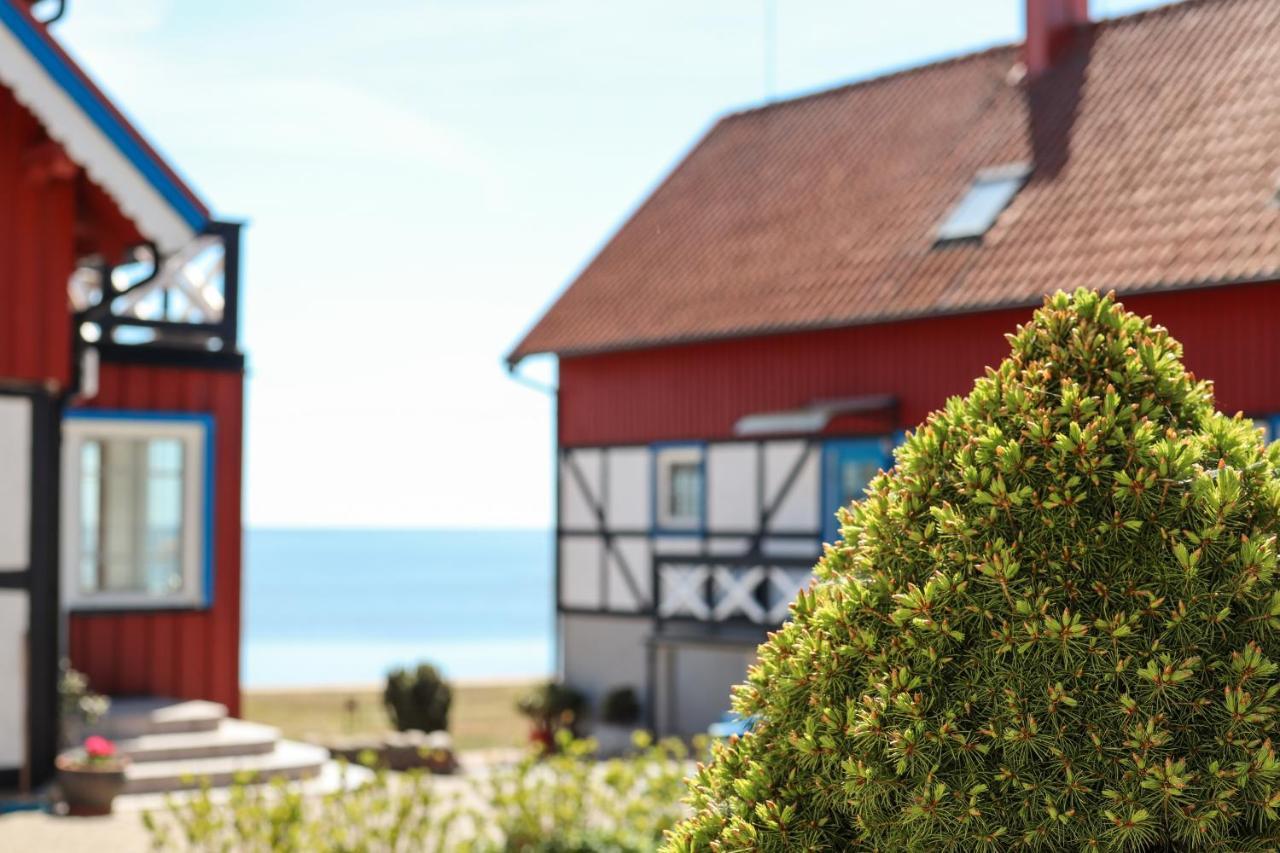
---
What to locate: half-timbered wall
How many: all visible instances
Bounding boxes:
[557,439,843,617]
[553,281,1280,737]
[0,389,59,787]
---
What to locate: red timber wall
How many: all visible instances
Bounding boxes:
[558,282,1280,447]
[0,86,75,388]
[0,86,243,714]
[68,363,244,715]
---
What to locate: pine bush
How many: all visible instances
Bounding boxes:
[665,290,1280,852]
[384,662,452,733]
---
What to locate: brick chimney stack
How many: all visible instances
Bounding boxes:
[1025,0,1090,76]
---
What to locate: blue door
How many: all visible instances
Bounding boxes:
[822,438,893,543]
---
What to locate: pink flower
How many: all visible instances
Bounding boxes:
[84,735,115,759]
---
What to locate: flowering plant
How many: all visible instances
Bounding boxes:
[82,735,118,766]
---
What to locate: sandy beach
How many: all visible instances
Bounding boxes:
[242,677,540,751]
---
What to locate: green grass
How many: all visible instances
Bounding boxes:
[242,681,532,751]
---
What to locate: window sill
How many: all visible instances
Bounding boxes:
[66,596,209,614]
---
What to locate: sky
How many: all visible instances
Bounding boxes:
[54,0,1172,530]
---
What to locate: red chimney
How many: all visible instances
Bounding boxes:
[1025,0,1089,76]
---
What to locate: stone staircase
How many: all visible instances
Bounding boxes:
[88,698,341,796]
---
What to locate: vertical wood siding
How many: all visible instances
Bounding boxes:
[558,283,1280,447]
[0,88,74,388]
[66,363,244,715]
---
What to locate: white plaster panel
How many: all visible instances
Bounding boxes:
[652,536,703,556]
[707,443,757,532]
[706,536,752,556]
[560,536,602,609]
[761,537,823,559]
[765,442,820,532]
[560,449,603,530]
[0,590,26,769]
[605,448,649,530]
[656,644,756,738]
[0,397,30,572]
[606,536,651,611]
[562,613,651,716]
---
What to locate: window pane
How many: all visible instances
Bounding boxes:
[148,438,183,474]
[79,441,101,593]
[669,462,703,522]
[936,165,1030,242]
[79,434,187,597]
[839,460,879,508]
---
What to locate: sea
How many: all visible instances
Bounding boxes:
[241,528,553,688]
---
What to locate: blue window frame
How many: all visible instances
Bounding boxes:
[61,411,215,611]
[822,438,892,543]
[651,443,706,535]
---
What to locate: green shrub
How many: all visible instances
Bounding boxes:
[384,663,452,733]
[475,731,692,851]
[141,733,693,852]
[600,687,641,726]
[144,764,462,852]
[516,682,587,737]
[665,290,1280,851]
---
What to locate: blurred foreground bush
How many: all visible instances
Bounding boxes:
[142,731,694,852]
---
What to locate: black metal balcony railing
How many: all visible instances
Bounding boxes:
[654,556,814,625]
[70,221,242,355]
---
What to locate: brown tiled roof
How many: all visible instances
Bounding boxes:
[509,0,1280,363]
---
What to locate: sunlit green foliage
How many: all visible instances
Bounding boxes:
[665,290,1280,851]
[142,731,693,852]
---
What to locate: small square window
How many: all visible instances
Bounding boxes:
[655,446,704,531]
[935,163,1030,243]
[62,414,212,610]
[668,463,702,520]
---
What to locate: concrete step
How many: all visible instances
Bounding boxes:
[115,719,280,764]
[114,760,376,811]
[93,698,227,740]
[123,739,330,795]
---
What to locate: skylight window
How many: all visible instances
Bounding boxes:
[935,163,1031,244]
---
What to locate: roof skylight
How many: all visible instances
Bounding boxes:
[935,163,1031,244]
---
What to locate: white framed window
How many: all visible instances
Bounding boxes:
[654,445,704,532]
[61,413,212,610]
[936,163,1030,243]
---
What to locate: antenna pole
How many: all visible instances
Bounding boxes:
[763,0,777,102]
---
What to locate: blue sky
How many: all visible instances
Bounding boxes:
[55,0,1170,529]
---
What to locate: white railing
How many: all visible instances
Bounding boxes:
[656,558,812,625]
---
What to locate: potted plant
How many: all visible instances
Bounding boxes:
[593,686,641,757]
[58,659,109,749]
[515,682,586,751]
[56,735,128,816]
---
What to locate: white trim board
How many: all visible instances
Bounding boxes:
[61,416,208,610]
[0,24,195,252]
[0,397,31,571]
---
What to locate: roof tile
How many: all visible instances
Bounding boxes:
[511,0,1280,361]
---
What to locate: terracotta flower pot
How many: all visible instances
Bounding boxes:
[529,724,554,751]
[56,753,129,816]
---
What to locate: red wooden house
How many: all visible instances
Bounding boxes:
[0,1,244,786]
[509,0,1280,736]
